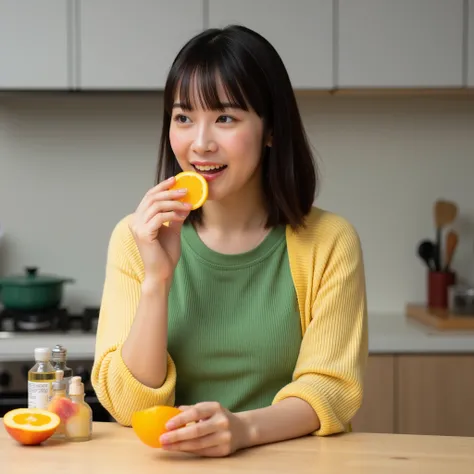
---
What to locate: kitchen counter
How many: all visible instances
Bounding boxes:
[1,312,474,361]
[1,421,474,473]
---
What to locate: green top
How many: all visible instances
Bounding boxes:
[167,222,302,412]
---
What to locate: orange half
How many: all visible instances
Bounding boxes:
[170,171,208,210]
[3,408,60,445]
[132,405,182,448]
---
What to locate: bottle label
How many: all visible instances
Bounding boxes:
[28,381,53,409]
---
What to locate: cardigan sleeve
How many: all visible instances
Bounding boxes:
[272,218,368,436]
[91,216,176,426]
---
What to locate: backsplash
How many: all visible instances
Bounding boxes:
[0,93,473,314]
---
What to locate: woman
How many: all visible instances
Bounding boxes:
[92,25,368,457]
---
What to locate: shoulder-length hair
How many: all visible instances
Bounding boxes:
[157,25,318,230]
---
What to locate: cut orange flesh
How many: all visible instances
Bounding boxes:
[170,171,209,210]
[3,408,60,445]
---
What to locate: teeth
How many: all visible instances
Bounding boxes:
[194,164,226,171]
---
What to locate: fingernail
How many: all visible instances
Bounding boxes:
[176,212,188,218]
[165,422,174,430]
[176,188,187,194]
[160,434,170,444]
[183,202,193,209]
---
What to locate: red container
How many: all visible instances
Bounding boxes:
[427,271,456,309]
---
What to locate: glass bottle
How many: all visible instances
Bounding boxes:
[64,376,93,442]
[47,369,70,439]
[27,347,55,409]
[51,344,73,394]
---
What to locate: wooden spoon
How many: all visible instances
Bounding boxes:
[444,230,459,272]
[434,200,458,270]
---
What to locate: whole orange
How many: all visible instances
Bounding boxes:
[131,405,182,448]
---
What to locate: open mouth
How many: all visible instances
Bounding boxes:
[192,164,228,174]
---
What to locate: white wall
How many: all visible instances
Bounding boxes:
[0,93,473,314]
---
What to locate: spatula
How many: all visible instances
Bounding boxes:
[434,200,458,271]
[444,230,459,272]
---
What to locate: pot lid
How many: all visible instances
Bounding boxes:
[0,267,73,286]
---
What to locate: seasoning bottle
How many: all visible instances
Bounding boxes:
[47,370,70,439]
[65,376,92,442]
[28,347,55,409]
[51,344,73,393]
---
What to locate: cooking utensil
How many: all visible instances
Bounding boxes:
[434,200,458,270]
[0,267,74,311]
[417,240,436,270]
[444,230,459,272]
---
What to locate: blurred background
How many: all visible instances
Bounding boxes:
[1,0,474,437]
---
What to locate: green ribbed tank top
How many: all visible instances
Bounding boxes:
[167,222,302,412]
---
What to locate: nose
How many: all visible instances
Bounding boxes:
[191,124,217,154]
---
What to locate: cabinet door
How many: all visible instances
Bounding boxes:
[0,0,70,89]
[338,0,464,87]
[208,0,333,89]
[468,0,474,86]
[398,355,474,436]
[351,355,395,433]
[78,0,204,89]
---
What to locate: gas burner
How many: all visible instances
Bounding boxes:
[0,307,99,333]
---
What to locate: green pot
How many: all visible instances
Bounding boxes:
[0,267,75,311]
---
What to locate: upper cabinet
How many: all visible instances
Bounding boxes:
[208,0,333,89]
[0,0,70,89]
[468,0,474,86]
[78,0,204,89]
[337,0,465,88]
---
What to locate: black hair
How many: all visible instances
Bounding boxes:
[157,24,318,230]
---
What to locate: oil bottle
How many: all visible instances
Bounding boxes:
[51,344,73,393]
[28,347,56,409]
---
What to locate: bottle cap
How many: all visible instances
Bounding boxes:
[52,369,66,391]
[34,347,51,362]
[52,344,67,361]
[69,376,84,396]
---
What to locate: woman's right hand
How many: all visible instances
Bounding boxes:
[129,176,192,285]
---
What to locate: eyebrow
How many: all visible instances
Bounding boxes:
[172,102,244,110]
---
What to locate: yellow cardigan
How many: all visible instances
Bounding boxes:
[91,206,368,436]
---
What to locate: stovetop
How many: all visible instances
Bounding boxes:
[0,307,99,334]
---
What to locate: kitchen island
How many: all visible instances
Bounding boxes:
[1,421,474,473]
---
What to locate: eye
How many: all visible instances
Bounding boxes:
[216,115,235,124]
[173,114,191,124]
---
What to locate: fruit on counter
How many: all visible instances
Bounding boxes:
[49,396,79,422]
[132,405,182,448]
[3,408,60,446]
[169,171,209,210]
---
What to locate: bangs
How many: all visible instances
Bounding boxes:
[164,43,267,117]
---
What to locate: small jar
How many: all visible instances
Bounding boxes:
[449,285,474,315]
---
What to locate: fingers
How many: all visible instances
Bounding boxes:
[162,432,230,454]
[166,402,223,430]
[142,198,191,224]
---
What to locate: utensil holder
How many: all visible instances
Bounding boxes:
[427,271,456,309]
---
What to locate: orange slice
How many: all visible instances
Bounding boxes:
[3,408,60,445]
[132,405,182,448]
[170,171,208,210]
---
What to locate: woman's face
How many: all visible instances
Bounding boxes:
[169,81,269,203]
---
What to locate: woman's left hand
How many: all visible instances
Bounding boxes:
[159,402,252,457]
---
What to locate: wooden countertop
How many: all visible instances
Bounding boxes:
[2,422,474,473]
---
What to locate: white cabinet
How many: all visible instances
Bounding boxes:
[78,0,204,89]
[468,0,474,86]
[0,0,70,89]
[208,0,333,89]
[337,0,464,88]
